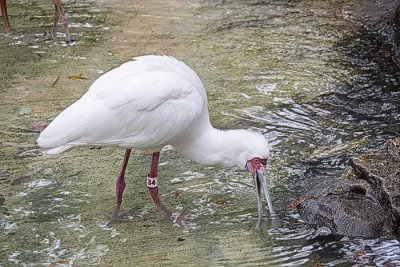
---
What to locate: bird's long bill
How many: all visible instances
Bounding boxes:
[255,167,276,219]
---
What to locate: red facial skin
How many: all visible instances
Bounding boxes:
[246,157,267,176]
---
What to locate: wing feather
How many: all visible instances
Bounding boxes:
[37,56,206,153]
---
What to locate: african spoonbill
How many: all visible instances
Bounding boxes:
[36,55,275,228]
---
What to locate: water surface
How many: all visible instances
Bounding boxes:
[1,0,399,266]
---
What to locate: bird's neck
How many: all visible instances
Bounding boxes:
[172,122,246,169]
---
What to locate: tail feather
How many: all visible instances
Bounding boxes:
[37,100,85,154]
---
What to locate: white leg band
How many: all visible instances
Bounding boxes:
[147,176,158,188]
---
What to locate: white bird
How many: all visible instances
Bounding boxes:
[37,55,275,228]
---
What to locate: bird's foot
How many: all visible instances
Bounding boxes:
[65,39,77,45]
[106,207,136,226]
[168,212,195,230]
[147,183,196,229]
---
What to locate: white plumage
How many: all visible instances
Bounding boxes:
[38,56,205,153]
[37,55,275,228]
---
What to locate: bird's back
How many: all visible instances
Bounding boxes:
[37,56,208,154]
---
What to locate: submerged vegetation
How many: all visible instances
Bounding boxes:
[1,0,399,265]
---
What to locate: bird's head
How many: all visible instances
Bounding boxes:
[235,130,275,221]
[176,128,275,221]
[245,155,275,222]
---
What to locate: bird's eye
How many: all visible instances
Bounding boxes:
[246,157,266,168]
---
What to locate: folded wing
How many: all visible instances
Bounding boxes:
[37,56,206,154]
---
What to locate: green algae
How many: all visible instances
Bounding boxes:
[1,0,400,266]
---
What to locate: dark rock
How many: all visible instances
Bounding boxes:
[299,138,400,238]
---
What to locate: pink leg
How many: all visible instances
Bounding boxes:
[51,0,72,43]
[1,0,11,32]
[51,2,59,36]
[148,152,188,227]
[111,149,131,220]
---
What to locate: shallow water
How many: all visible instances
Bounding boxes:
[1,0,400,266]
